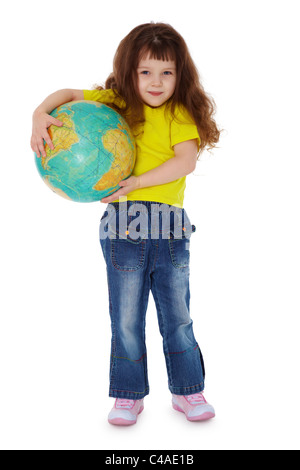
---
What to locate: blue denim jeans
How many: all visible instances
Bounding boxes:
[100,200,205,399]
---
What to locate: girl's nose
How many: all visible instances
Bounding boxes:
[151,75,163,86]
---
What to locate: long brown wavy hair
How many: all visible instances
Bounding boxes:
[95,22,221,153]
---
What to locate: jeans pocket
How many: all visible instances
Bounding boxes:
[168,222,196,269]
[101,206,147,272]
[168,237,190,269]
[111,236,146,271]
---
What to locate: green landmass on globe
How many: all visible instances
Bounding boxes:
[35,100,136,202]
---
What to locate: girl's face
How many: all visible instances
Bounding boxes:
[137,53,177,107]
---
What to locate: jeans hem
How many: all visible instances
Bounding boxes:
[169,382,204,396]
[109,387,150,400]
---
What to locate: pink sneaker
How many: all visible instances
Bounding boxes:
[172,393,215,421]
[108,398,144,426]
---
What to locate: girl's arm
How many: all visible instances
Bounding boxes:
[101,139,198,203]
[138,139,198,187]
[31,89,84,158]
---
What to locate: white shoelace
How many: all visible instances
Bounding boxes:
[186,393,206,405]
[115,399,135,409]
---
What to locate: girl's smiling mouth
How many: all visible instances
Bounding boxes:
[148,91,163,96]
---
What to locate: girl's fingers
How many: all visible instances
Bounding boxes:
[31,113,62,157]
[101,187,126,203]
[43,133,54,150]
[51,117,64,127]
[31,138,41,158]
[37,138,47,158]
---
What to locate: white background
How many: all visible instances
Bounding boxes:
[1,0,300,450]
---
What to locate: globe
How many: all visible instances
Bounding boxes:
[34,100,136,202]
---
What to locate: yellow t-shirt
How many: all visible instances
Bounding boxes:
[83,89,200,208]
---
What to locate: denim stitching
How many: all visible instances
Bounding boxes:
[110,387,149,395]
[112,353,147,363]
[166,344,199,356]
[108,285,117,387]
[171,383,204,392]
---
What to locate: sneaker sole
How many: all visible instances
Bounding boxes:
[108,406,144,426]
[172,403,215,421]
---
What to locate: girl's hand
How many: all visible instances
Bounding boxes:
[101,175,141,203]
[31,110,64,158]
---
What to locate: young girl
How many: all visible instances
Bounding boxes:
[31,22,220,425]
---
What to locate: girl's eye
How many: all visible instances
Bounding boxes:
[140,71,173,76]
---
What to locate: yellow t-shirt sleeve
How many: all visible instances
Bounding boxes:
[170,106,201,150]
[83,89,126,108]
